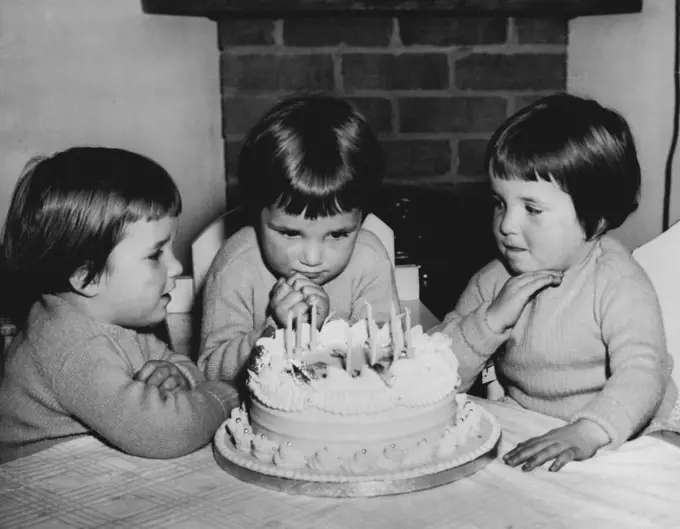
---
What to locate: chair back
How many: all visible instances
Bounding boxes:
[633,222,680,389]
[191,208,248,297]
[191,210,417,299]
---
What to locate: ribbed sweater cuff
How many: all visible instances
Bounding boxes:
[460,303,510,359]
[199,381,241,418]
[174,363,200,389]
[571,396,633,449]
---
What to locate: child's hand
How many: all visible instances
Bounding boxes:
[503,419,610,472]
[134,360,190,393]
[486,270,563,333]
[286,274,330,328]
[269,277,308,327]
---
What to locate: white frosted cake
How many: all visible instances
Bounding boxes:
[216,317,499,482]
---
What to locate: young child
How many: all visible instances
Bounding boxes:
[0,147,239,463]
[432,93,680,472]
[199,92,399,382]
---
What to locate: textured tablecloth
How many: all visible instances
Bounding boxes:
[2,397,679,529]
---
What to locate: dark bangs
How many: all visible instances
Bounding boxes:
[260,122,370,219]
[486,117,584,193]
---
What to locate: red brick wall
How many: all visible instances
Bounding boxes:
[218,15,567,198]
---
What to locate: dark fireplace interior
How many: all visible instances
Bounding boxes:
[143,0,642,319]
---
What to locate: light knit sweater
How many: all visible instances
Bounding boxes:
[431,235,680,447]
[199,226,399,381]
[0,295,239,463]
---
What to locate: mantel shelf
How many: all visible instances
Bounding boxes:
[142,0,642,19]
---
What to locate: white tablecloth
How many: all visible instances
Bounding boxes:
[2,397,679,529]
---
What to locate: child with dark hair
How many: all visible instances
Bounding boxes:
[432,93,680,471]
[199,92,399,382]
[0,147,238,463]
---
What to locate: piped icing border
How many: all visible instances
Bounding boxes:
[215,397,501,482]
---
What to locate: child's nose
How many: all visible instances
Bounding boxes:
[301,241,323,267]
[168,252,183,278]
[499,209,518,235]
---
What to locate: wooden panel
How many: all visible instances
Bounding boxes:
[141,0,642,19]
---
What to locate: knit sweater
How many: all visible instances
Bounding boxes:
[0,295,239,463]
[431,235,679,447]
[198,226,399,381]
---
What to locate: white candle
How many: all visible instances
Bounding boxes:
[395,313,404,354]
[390,303,401,357]
[296,307,304,354]
[286,310,293,358]
[365,301,377,364]
[405,307,412,349]
[310,300,318,350]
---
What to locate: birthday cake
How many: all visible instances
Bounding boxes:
[214,307,501,488]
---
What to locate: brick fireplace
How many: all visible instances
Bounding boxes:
[143,0,642,318]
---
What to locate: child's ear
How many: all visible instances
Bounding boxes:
[69,266,101,297]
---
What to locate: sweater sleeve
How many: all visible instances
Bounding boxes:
[54,336,240,459]
[142,332,204,389]
[571,274,669,447]
[198,254,269,382]
[347,240,400,324]
[429,267,510,392]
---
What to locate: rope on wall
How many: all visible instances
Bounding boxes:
[662,0,680,230]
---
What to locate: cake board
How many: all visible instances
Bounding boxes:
[213,401,501,498]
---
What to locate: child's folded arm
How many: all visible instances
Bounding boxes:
[575,275,670,447]
[141,332,204,388]
[54,337,240,459]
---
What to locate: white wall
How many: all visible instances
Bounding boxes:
[0,0,225,268]
[569,0,675,250]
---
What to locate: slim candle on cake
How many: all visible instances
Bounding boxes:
[310,300,318,350]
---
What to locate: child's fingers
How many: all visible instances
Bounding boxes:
[270,280,294,304]
[288,276,318,292]
[286,272,308,287]
[548,449,576,472]
[134,362,158,383]
[161,377,179,392]
[300,283,326,300]
[519,443,565,472]
[145,366,173,387]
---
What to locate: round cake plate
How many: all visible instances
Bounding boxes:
[213,402,501,498]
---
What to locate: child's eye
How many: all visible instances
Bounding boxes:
[526,205,543,215]
[491,196,504,210]
[329,231,351,240]
[148,250,163,262]
[279,230,300,238]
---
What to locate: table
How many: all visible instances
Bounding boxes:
[2,397,679,529]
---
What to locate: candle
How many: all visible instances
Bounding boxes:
[296,306,304,354]
[345,345,352,374]
[285,310,293,358]
[310,300,318,350]
[395,312,404,354]
[366,301,378,365]
[405,307,412,349]
[390,303,401,357]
